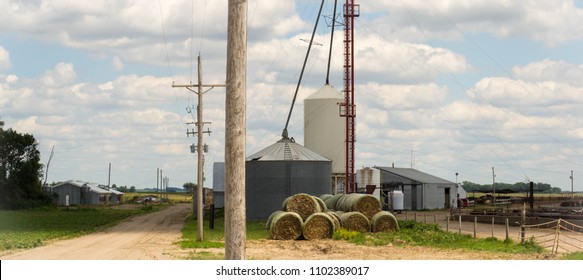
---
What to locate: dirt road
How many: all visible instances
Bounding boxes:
[0,206,561,260]
[1,203,192,260]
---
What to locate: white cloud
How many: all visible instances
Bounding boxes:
[41,62,77,87]
[0,45,11,72]
[513,59,583,87]
[112,56,124,71]
[362,0,583,46]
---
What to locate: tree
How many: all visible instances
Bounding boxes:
[0,128,51,209]
[129,186,136,193]
[183,182,196,193]
[111,183,117,190]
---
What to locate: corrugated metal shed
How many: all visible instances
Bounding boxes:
[212,162,225,208]
[373,167,457,210]
[47,180,123,206]
[374,167,455,184]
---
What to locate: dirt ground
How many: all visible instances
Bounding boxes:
[0,204,557,260]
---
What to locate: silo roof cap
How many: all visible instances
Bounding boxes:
[305,84,343,100]
[247,137,331,161]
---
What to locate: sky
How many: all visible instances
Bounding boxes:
[2,0,583,192]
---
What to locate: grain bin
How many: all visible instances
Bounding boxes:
[304,84,345,175]
[246,137,332,220]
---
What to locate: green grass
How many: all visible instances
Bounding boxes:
[561,252,583,260]
[0,205,161,251]
[334,220,545,255]
[179,209,269,250]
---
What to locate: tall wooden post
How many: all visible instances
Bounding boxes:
[225,0,247,260]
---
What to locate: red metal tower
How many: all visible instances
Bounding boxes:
[342,0,359,193]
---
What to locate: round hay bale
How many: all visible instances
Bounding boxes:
[283,193,321,220]
[339,212,371,232]
[325,194,344,210]
[325,211,342,229]
[319,194,334,201]
[303,212,335,240]
[335,193,381,220]
[269,211,303,240]
[266,211,279,230]
[313,196,327,212]
[371,211,399,232]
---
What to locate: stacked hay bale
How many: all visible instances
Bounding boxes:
[371,211,399,232]
[320,193,398,233]
[266,211,303,240]
[267,193,335,240]
[267,193,398,240]
[303,212,335,240]
[334,193,381,220]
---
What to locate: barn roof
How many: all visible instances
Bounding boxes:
[51,180,124,194]
[247,137,330,162]
[374,167,455,185]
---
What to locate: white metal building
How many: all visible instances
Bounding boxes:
[46,180,124,206]
[357,167,458,210]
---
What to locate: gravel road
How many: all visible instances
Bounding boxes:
[1,203,191,260]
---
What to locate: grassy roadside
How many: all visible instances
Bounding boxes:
[179,209,269,259]
[334,220,545,255]
[0,204,165,251]
[181,213,583,260]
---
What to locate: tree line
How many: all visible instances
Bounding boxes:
[461,181,562,194]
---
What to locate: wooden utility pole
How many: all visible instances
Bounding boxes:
[173,55,225,242]
[225,0,247,260]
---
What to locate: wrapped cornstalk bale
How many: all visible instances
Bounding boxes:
[266,211,279,230]
[283,193,321,220]
[325,211,342,229]
[319,194,334,202]
[335,193,381,220]
[339,212,371,232]
[324,193,344,210]
[268,211,303,240]
[371,211,399,232]
[313,196,327,212]
[303,212,335,240]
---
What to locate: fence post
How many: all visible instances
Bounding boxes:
[491,216,495,238]
[552,219,561,255]
[458,215,462,235]
[505,218,509,241]
[474,216,477,239]
[414,212,416,222]
[434,214,437,223]
[446,215,449,232]
[520,203,526,244]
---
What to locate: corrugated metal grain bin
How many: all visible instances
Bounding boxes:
[246,137,332,220]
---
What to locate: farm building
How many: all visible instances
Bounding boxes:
[45,180,124,206]
[356,167,458,210]
[246,137,332,220]
[212,162,225,208]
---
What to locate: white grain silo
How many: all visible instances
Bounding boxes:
[304,84,346,193]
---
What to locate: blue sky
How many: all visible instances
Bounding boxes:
[2,0,583,192]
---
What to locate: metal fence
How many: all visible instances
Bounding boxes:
[398,211,583,255]
[523,219,583,255]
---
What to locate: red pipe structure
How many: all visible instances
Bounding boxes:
[343,0,359,193]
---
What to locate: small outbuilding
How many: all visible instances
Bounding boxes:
[366,167,458,210]
[46,180,124,206]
